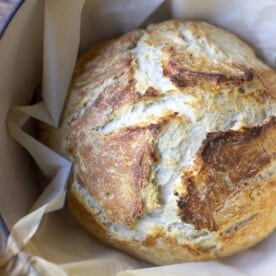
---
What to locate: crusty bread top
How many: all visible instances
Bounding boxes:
[39,20,276,255]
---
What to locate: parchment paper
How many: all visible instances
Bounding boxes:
[1,0,275,275]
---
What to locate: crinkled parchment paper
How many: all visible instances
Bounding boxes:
[1,0,275,275]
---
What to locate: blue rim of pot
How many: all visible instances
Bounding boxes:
[0,0,25,38]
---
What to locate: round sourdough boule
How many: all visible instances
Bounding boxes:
[38,20,276,265]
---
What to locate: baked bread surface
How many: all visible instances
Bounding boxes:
[39,20,276,265]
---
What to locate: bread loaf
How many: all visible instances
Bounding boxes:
[38,20,276,265]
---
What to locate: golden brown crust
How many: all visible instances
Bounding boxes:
[176,117,276,231]
[68,51,138,130]
[216,176,276,256]
[67,187,215,265]
[67,126,159,226]
[257,69,276,99]
[162,46,254,87]
[67,180,276,265]
[39,20,276,265]
[73,29,144,79]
